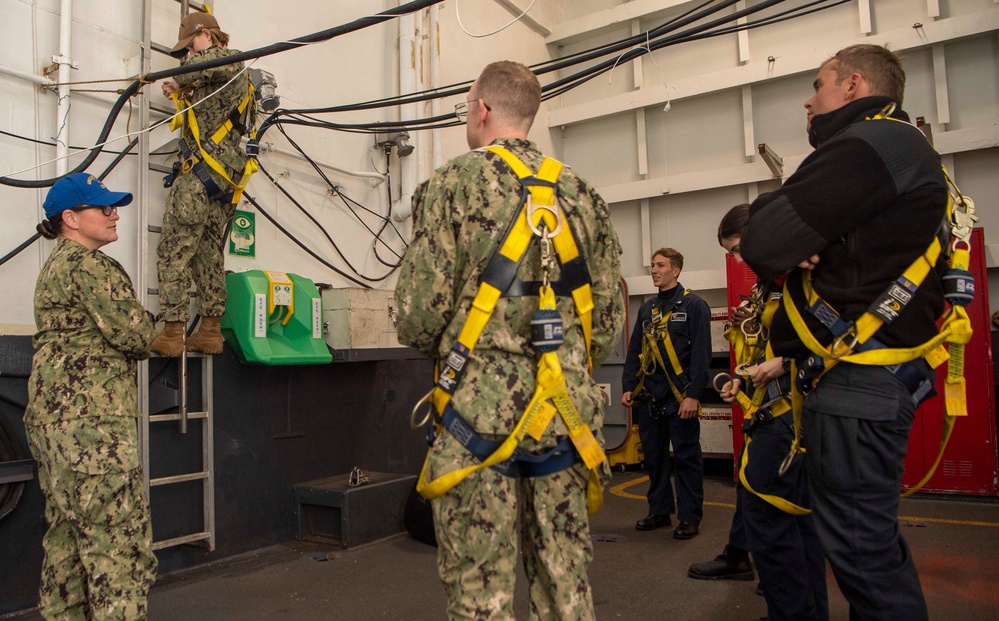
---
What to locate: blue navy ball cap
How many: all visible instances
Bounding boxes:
[43,173,133,219]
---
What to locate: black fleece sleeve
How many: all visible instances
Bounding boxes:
[741,135,897,281]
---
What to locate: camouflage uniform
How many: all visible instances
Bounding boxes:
[25,238,158,620]
[157,46,251,322]
[396,138,624,620]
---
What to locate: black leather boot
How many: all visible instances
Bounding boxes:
[687,545,755,580]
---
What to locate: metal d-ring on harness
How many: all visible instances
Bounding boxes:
[781,106,977,494]
[411,146,607,515]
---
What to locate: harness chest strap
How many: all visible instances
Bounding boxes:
[417,146,603,507]
[782,164,975,495]
[633,293,700,413]
[171,85,258,204]
[727,291,810,515]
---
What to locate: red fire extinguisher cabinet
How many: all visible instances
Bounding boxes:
[726,228,998,496]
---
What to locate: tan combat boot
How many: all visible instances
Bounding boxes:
[150,322,186,357]
[187,316,224,354]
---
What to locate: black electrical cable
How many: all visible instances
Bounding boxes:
[267,127,405,271]
[256,160,396,283]
[243,192,371,289]
[0,234,42,269]
[0,128,177,157]
[255,0,742,126]
[0,137,140,269]
[541,0,849,100]
[0,0,445,189]
[255,0,843,139]
[540,0,790,98]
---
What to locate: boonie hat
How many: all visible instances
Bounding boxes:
[43,174,133,219]
[170,12,220,58]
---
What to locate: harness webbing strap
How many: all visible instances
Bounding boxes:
[486,146,595,371]
[171,84,258,204]
[416,146,605,513]
[633,293,700,414]
[725,288,810,515]
[781,154,975,496]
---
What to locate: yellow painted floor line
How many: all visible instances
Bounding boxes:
[609,475,999,527]
[898,516,999,527]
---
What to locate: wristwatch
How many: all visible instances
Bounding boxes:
[781,356,793,372]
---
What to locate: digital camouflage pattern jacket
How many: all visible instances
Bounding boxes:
[396,138,624,442]
[26,238,156,427]
[175,46,252,181]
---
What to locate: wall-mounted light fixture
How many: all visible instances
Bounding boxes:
[375,131,414,157]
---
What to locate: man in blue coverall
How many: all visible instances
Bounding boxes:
[621,247,712,539]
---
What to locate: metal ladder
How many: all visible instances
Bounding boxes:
[136,0,216,552]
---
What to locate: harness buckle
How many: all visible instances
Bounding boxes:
[795,354,825,394]
[712,372,733,394]
[162,160,182,188]
[733,362,758,377]
[951,196,976,247]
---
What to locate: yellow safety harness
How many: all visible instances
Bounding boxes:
[781,107,977,495]
[632,292,702,417]
[413,146,607,514]
[168,79,258,205]
[724,285,809,515]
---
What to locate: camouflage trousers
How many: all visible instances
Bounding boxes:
[157,171,236,323]
[429,432,596,621]
[26,418,157,621]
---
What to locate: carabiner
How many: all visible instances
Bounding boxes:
[410,388,436,430]
[778,443,801,476]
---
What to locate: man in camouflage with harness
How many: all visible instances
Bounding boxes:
[152,12,253,356]
[396,61,623,620]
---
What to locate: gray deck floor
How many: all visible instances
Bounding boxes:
[10,471,999,620]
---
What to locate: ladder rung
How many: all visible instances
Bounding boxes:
[147,225,162,234]
[151,471,209,487]
[149,162,173,174]
[150,102,174,117]
[151,41,173,56]
[149,411,209,423]
[152,531,210,551]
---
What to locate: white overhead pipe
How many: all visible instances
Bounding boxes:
[430,4,443,171]
[256,141,387,184]
[393,8,418,221]
[54,0,76,176]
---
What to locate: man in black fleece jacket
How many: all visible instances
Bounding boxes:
[741,45,946,621]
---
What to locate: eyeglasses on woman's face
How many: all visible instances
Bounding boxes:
[73,205,118,217]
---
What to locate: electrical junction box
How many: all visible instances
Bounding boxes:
[700,406,735,458]
[321,288,404,351]
[710,307,730,354]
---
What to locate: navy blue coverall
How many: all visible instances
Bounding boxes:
[622,284,711,525]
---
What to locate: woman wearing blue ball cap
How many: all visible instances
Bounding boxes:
[25,173,158,619]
